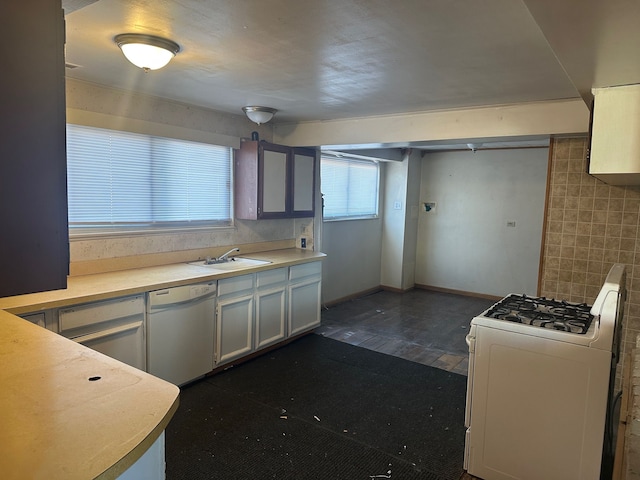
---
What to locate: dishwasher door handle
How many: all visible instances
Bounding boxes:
[148,291,216,310]
[72,321,143,345]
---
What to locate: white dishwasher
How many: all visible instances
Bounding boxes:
[147,282,216,386]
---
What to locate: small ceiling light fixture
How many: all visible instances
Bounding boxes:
[114,33,180,72]
[243,106,278,125]
[467,143,483,152]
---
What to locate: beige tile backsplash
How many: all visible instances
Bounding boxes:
[541,137,640,360]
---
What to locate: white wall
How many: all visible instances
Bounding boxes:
[321,218,383,305]
[320,149,421,303]
[415,148,549,297]
[402,150,422,287]
[379,150,421,291]
[380,159,408,289]
[320,160,385,304]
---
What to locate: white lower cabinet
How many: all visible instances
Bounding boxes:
[41,260,322,375]
[216,274,255,366]
[117,431,166,480]
[58,295,146,371]
[255,268,287,349]
[215,263,321,367]
[288,262,322,336]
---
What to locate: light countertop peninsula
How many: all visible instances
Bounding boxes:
[0,248,324,479]
[0,310,179,479]
[0,248,326,315]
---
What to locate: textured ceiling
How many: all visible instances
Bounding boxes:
[64,0,585,124]
[61,0,640,153]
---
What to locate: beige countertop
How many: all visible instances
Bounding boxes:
[0,310,179,479]
[0,248,326,315]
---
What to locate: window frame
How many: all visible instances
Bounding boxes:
[66,124,234,238]
[320,153,381,222]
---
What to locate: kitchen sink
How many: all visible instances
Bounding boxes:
[187,257,271,270]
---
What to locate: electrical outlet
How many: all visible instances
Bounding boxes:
[301,237,306,248]
[507,221,516,227]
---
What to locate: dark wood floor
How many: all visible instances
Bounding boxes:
[317,288,496,376]
[317,288,493,480]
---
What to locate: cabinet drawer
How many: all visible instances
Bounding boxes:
[218,273,255,297]
[59,295,145,332]
[257,268,287,289]
[289,261,321,282]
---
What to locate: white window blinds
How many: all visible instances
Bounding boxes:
[66,124,232,228]
[321,156,379,220]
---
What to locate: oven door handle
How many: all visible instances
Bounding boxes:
[465,333,475,352]
[464,334,475,428]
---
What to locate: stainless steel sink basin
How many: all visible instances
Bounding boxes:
[187,257,271,270]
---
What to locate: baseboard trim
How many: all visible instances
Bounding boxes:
[323,284,501,309]
[322,287,383,308]
[206,330,314,377]
[415,283,502,302]
[380,285,413,294]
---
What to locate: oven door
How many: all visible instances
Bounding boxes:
[466,323,611,480]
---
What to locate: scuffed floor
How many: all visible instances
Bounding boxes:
[317,288,496,377]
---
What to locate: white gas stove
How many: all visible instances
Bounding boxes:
[464,263,626,480]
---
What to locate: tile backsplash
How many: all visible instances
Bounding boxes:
[541,137,640,362]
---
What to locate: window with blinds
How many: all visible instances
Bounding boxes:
[321,155,379,220]
[66,124,232,232]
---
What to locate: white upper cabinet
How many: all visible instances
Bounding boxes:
[589,84,640,185]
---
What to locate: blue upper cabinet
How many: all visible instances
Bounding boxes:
[0,0,69,297]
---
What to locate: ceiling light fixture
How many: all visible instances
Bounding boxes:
[243,106,278,125]
[114,33,180,72]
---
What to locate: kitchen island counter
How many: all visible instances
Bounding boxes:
[0,309,179,479]
[0,248,325,315]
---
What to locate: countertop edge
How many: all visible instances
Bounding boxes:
[95,393,180,480]
[0,311,181,480]
[0,249,326,315]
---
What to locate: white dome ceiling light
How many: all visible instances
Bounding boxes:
[114,33,180,72]
[242,106,278,125]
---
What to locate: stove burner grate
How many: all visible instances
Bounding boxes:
[486,294,593,334]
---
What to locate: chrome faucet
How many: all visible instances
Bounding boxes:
[203,247,239,264]
[217,247,240,262]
